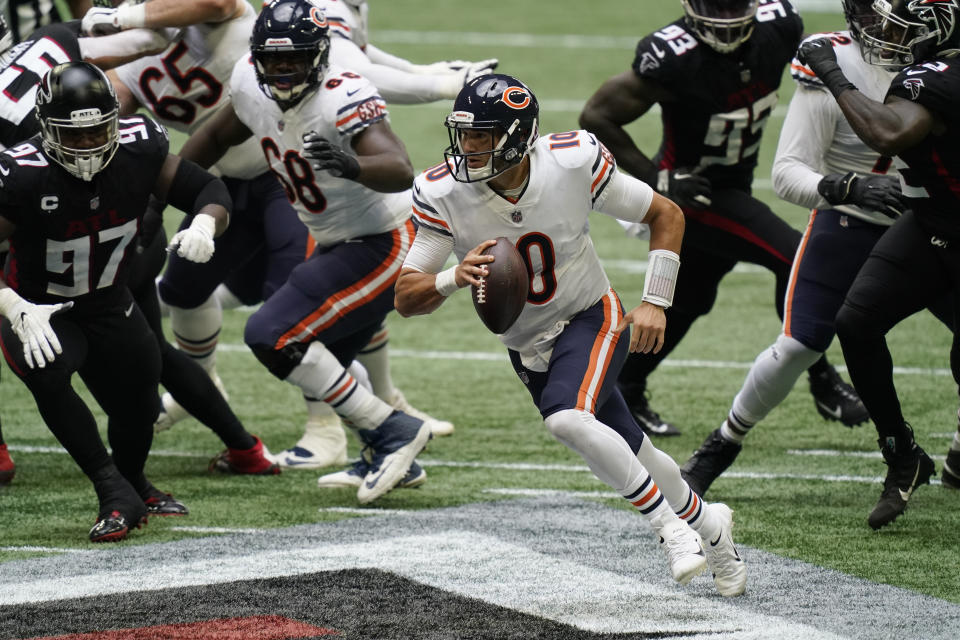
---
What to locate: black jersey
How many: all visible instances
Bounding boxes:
[886,59,960,241]
[0,114,169,307]
[0,21,81,148]
[632,0,802,191]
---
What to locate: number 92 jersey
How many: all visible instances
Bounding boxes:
[0,115,168,306]
[412,131,621,359]
[633,0,802,191]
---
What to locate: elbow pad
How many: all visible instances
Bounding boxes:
[167,158,232,216]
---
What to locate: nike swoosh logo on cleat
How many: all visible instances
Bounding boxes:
[816,401,843,420]
[710,534,722,546]
[365,460,394,490]
[899,463,923,502]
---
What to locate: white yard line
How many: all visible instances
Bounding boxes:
[787,448,947,461]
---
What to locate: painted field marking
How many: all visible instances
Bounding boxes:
[0,546,92,554]
[168,526,266,534]
[319,507,410,516]
[788,448,947,461]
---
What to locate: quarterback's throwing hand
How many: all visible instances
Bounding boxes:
[302,132,361,180]
[617,302,666,354]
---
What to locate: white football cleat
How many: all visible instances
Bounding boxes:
[703,503,747,597]
[652,513,707,585]
[276,416,348,469]
[154,369,229,433]
[388,389,454,437]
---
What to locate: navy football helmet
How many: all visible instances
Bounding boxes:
[251,0,330,111]
[35,62,119,182]
[444,74,539,183]
[681,0,760,53]
[861,0,960,68]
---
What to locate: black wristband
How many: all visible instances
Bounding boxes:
[818,64,857,99]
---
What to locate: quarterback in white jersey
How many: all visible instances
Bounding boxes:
[179,0,432,504]
[679,0,955,499]
[319,0,497,103]
[396,74,747,597]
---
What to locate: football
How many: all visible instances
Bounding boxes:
[472,237,528,334]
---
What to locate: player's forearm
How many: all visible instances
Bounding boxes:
[354,155,415,192]
[836,91,923,156]
[644,194,684,255]
[143,0,241,28]
[772,154,825,210]
[394,270,449,317]
[80,29,173,69]
[579,114,658,185]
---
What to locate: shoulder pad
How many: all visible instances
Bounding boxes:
[633,21,698,79]
[319,1,356,41]
[540,131,598,168]
[117,115,170,156]
[323,68,387,137]
[412,167,455,236]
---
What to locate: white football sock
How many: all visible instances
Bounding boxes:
[169,293,223,373]
[731,333,821,429]
[543,409,672,520]
[356,324,395,402]
[286,342,392,430]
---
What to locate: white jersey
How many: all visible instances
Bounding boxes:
[230,59,408,246]
[412,130,650,368]
[113,2,265,179]
[322,0,369,50]
[773,31,898,225]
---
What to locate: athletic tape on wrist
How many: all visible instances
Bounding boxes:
[434,265,459,297]
[642,249,680,308]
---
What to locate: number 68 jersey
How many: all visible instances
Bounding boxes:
[0,115,168,307]
[412,130,651,361]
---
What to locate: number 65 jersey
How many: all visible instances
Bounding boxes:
[634,0,802,191]
[0,115,168,307]
[412,130,652,363]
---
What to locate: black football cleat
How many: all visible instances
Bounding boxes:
[868,440,935,530]
[89,507,146,543]
[809,366,869,427]
[680,428,742,497]
[624,392,681,436]
[143,488,189,516]
[940,450,960,490]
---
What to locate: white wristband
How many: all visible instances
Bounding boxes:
[0,287,24,319]
[190,212,217,237]
[642,249,680,308]
[117,3,147,29]
[434,265,459,297]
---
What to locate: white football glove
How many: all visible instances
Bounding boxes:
[167,213,216,263]
[81,3,146,36]
[458,58,499,84]
[0,288,72,369]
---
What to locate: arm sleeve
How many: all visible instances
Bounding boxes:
[771,86,838,210]
[329,37,458,103]
[364,43,418,72]
[78,28,177,60]
[594,170,654,223]
[402,224,455,274]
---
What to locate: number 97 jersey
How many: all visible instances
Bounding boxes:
[633,0,802,191]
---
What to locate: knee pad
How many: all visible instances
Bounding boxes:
[544,409,584,445]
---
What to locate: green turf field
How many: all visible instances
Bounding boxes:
[1,0,957,607]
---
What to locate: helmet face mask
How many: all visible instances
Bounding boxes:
[35,62,119,182]
[251,0,331,111]
[860,0,960,68]
[681,0,760,53]
[842,0,883,41]
[443,75,539,184]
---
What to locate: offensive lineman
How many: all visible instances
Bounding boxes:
[395,73,747,597]
[579,0,867,438]
[0,62,230,541]
[680,0,956,496]
[175,0,431,504]
[799,0,960,527]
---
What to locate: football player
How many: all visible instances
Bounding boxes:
[0,9,190,486]
[679,0,957,497]
[176,0,431,504]
[91,0,458,473]
[0,62,230,541]
[799,0,960,527]
[579,0,866,437]
[395,73,747,597]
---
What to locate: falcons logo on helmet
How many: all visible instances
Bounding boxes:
[912,0,959,44]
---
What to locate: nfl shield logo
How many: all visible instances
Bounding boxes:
[277,120,285,132]
[90,196,99,209]
[511,210,523,223]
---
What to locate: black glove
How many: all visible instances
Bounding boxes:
[797,38,857,98]
[655,168,712,209]
[302,132,361,180]
[818,172,906,218]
